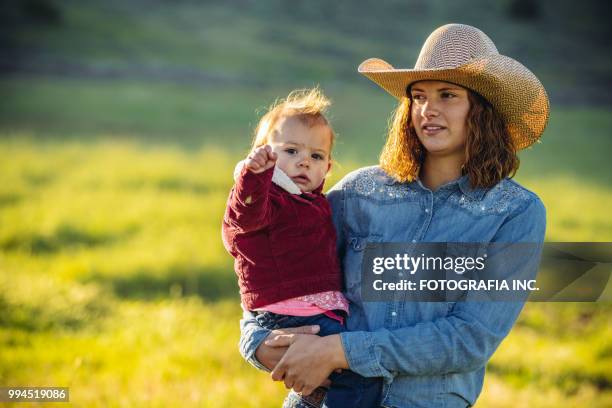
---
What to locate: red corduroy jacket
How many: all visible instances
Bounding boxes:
[221,165,342,310]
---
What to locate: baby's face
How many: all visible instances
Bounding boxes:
[269,117,332,193]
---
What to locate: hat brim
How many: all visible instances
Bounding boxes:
[358,55,549,150]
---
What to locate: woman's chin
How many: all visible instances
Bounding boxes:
[422,143,452,155]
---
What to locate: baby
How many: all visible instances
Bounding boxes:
[222,88,381,407]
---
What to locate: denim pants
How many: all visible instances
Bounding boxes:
[255,311,382,408]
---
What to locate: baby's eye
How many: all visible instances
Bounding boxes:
[285,148,297,155]
[312,153,324,160]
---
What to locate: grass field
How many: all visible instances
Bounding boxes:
[0,90,611,406]
[1,0,611,406]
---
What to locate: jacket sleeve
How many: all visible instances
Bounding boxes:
[339,197,546,381]
[225,164,275,233]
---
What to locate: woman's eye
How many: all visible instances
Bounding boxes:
[412,94,424,101]
[441,92,456,99]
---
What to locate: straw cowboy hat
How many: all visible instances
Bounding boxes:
[358,23,549,149]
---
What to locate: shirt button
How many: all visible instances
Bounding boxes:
[398,272,404,277]
[391,312,397,317]
[425,208,429,213]
[412,239,417,243]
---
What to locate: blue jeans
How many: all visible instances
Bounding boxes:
[255,311,382,408]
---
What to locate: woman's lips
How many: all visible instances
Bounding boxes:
[422,125,446,136]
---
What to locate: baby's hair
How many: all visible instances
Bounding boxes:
[251,87,335,157]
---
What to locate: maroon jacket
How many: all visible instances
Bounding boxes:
[221,165,342,310]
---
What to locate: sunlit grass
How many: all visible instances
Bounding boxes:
[0,134,610,406]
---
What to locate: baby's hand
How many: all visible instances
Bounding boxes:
[245,145,277,174]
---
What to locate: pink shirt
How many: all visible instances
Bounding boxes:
[255,290,349,317]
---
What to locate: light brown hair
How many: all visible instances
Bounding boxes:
[379,89,519,188]
[252,87,335,158]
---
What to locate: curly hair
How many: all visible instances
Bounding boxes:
[379,89,519,189]
[251,87,335,157]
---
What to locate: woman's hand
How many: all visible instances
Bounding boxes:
[266,333,349,396]
[255,325,321,370]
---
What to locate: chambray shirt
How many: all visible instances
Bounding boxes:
[239,166,546,408]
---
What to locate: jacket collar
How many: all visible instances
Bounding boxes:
[274,166,326,196]
[270,165,302,194]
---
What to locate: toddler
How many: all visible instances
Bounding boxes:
[222,88,381,407]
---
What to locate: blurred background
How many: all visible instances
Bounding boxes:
[0,0,610,406]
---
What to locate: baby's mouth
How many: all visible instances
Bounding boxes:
[292,175,310,184]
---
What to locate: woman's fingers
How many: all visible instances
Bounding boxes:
[271,361,286,381]
[292,380,304,394]
[301,383,317,396]
[284,374,294,390]
[265,334,294,347]
[265,324,320,347]
[272,325,320,335]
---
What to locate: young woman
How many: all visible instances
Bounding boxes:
[238,23,549,407]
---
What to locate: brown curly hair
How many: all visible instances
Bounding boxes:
[379,89,519,189]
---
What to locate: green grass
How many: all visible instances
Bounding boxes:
[0,128,610,406]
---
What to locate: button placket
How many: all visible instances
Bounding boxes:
[415,191,434,241]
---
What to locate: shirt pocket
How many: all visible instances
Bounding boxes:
[343,235,383,299]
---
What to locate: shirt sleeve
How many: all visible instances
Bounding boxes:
[238,307,272,372]
[339,197,546,381]
[225,164,275,233]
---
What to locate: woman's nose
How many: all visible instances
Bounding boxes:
[421,100,439,118]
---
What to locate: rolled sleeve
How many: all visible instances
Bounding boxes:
[239,308,272,372]
[340,330,392,380]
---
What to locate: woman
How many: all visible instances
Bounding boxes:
[239,24,549,407]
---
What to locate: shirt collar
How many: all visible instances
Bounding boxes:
[457,175,487,201]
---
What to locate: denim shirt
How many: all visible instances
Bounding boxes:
[239,166,546,408]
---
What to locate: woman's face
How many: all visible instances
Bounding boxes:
[410,80,470,158]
